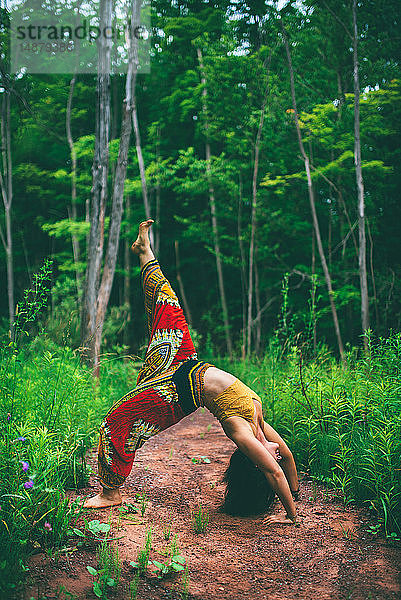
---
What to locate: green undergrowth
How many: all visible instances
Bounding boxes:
[0,336,139,595]
[1,265,400,594]
[217,334,401,539]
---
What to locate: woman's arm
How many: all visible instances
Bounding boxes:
[261,421,299,495]
[222,418,297,523]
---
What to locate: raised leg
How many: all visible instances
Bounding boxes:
[131,219,155,268]
[134,222,197,385]
[84,220,195,509]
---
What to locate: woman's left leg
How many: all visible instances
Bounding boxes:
[84,220,195,508]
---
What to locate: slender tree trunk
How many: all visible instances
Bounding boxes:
[237,175,247,360]
[174,240,193,327]
[353,0,369,349]
[123,195,132,348]
[92,2,139,376]
[154,125,161,257]
[94,101,132,374]
[197,47,233,358]
[254,247,262,353]
[366,218,379,331]
[66,74,82,305]
[311,230,317,353]
[81,0,112,363]
[281,21,345,360]
[131,20,154,248]
[0,85,14,334]
[247,56,270,356]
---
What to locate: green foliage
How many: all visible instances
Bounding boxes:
[217,332,401,537]
[180,565,190,600]
[129,572,140,600]
[151,554,186,579]
[192,503,209,534]
[0,267,138,594]
[130,527,152,576]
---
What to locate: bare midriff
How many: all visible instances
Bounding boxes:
[202,366,261,434]
[202,366,237,402]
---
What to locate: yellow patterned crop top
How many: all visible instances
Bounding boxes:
[201,378,261,433]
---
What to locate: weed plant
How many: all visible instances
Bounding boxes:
[217,331,401,537]
[169,533,180,558]
[180,565,190,600]
[130,527,152,575]
[0,263,138,594]
[139,491,148,516]
[98,540,120,586]
[192,504,209,534]
[163,521,173,541]
[129,572,140,599]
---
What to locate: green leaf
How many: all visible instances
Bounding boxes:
[106,578,115,586]
[152,560,165,569]
[88,519,100,529]
[172,555,186,564]
[93,581,102,597]
[73,528,85,537]
[86,565,97,576]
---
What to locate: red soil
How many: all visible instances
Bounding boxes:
[23,409,401,600]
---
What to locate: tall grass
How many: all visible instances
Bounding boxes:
[217,333,401,537]
[0,263,139,594]
[1,263,400,595]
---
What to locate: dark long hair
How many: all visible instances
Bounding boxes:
[222,449,275,516]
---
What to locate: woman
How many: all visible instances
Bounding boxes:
[84,220,299,524]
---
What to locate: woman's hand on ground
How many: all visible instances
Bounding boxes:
[263,513,296,525]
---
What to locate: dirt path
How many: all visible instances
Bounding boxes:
[25,409,401,600]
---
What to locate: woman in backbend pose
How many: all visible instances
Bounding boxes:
[85,220,299,524]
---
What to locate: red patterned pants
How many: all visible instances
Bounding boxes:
[98,259,207,489]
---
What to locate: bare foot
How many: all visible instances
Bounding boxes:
[84,488,122,509]
[131,219,154,255]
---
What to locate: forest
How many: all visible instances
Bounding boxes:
[0,0,401,598]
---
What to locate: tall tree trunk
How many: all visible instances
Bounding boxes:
[254,247,262,354]
[281,21,345,360]
[66,74,82,306]
[366,218,379,331]
[0,84,14,334]
[197,47,233,358]
[92,1,139,376]
[247,55,270,356]
[123,195,132,349]
[94,102,132,374]
[174,240,192,327]
[237,175,247,360]
[131,19,154,248]
[154,124,161,257]
[311,231,317,353]
[81,0,112,363]
[352,0,369,349]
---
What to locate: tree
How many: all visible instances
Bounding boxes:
[81,0,140,374]
[352,0,369,348]
[280,17,345,359]
[81,0,112,368]
[247,53,271,356]
[0,79,14,334]
[197,45,233,358]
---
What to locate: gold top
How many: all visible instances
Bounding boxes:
[202,378,261,432]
